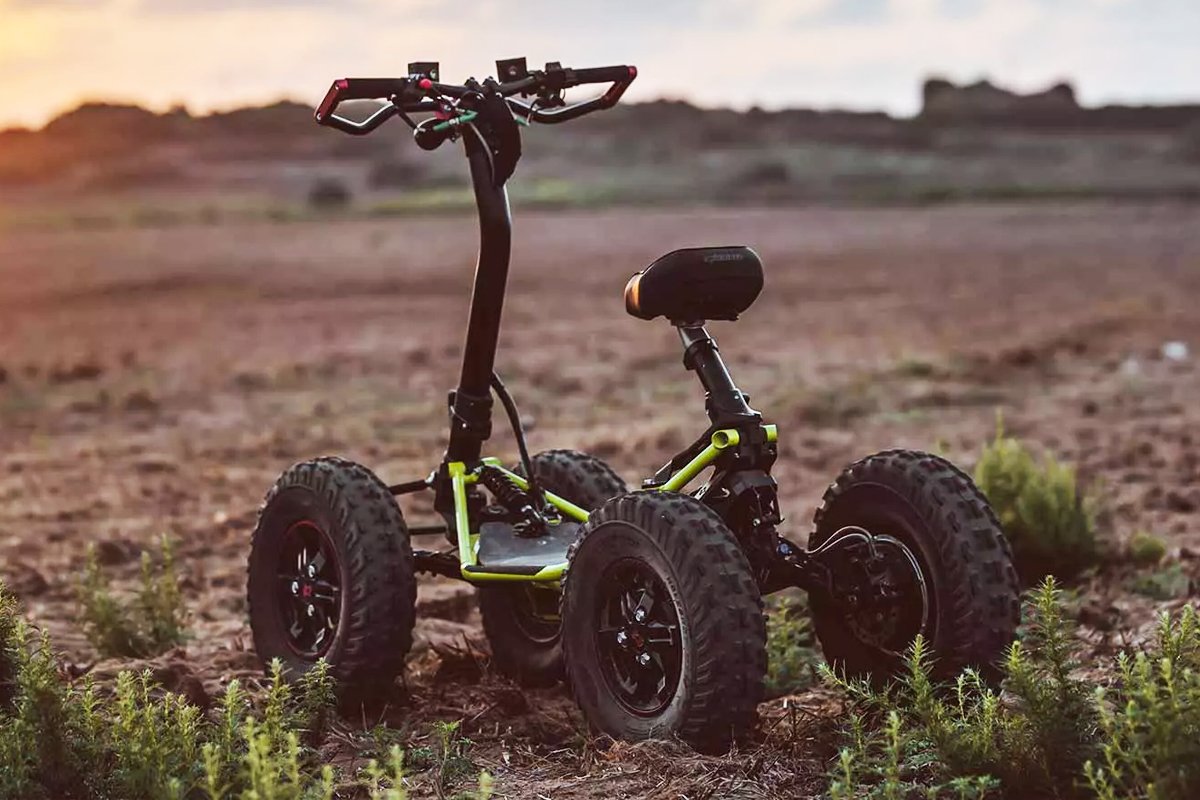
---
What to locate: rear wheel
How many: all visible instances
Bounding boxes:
[478,450,626,687]
[246,457,416,700]
[809,450,1020,685]
[561,492,766,754]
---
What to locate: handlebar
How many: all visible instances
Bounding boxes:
[314,62,637,137]
[571,66,636,85]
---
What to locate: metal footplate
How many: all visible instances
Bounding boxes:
[474,520,581,571]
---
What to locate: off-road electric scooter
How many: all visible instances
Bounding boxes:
[246,59,1022,754]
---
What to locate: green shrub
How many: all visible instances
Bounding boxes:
[77,535,187,658]
[0,581,502,799]
[1128,563,1190,601]
[973,416,1097,583]
[824,577,1200,799]
[824,578,1098,799]
[1127,531,1168,566]
[1085,606,1200,799]
[0,588,19,710]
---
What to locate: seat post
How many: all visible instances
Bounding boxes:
[677,324,761,428]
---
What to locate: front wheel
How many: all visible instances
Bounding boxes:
[246,457,417,700]
[561,492,766,754]
[809,449,1020,685]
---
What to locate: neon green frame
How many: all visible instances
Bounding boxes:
[449,423,778,583]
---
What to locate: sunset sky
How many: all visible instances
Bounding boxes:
[2,0,1197,129]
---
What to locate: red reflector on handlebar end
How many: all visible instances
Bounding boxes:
[629,66,638,79]
[315,79,350,122]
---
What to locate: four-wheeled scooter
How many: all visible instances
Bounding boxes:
[245,59,1021,754]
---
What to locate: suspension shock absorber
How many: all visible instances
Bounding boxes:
[477,466,548,537]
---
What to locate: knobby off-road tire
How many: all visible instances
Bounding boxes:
[478,450,627,687]
[809,449,1020,686]
[247,457,416,701]
[561,492,767,755]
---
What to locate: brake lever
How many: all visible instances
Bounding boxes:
[319,104,400,136]
[506,71,635,125]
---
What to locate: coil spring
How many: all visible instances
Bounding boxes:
[478,466,532,513]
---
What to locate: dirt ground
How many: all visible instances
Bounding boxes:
[1,202,1199,797]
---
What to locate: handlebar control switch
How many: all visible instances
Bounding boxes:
[407,61,440,81]
[496,57,528,82]
[538,62,568,108]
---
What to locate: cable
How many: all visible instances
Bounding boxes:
[489,371,546,510]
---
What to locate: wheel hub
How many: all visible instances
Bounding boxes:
[842,531,930,655]
[595,559,682,716]
[276,521,342,659]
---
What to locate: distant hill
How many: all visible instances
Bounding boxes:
[2,78,1199,210]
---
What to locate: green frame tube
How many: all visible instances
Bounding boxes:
[450,423,777,584]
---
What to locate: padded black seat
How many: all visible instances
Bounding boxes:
[624,246,763,323]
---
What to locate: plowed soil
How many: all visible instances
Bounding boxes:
[2,202,1199,797]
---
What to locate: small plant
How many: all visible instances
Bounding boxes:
[78,535,187,658]
[765,594,821,697]
[973,414,1098,583]
[433,719,477,787]
[364,744,408,800]
[1128,562,1190,601]
[295,657,337,745]
[110,669,204,798]
[1127,531,1168,566]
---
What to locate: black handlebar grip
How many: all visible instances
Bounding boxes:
[339,78,410,100]
[571,65,637,85]
[316,77,411,124]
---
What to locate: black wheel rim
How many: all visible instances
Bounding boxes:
[276,520,342,659]
[594,557,682,716]
[511,585,561,644]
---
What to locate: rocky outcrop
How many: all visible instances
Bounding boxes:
[921,78,1079,122]
[919,77,1200,130]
